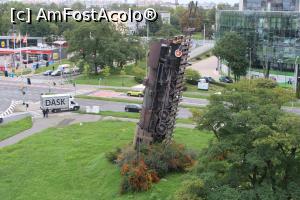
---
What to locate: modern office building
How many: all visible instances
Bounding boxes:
[216,0,300,72]
[239,0,300,11]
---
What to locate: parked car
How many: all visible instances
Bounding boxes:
[23,59,33,64]
[127,90,144,97]
[203,76,215,83]
[43,70,53,76]
[125,104,142,113]
[51,69,62,76]
[219,76,233,83]
[0,117,3,124]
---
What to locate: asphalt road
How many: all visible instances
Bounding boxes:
[0,82,71,112]
[77,98,192,119]
[0,80,193,118]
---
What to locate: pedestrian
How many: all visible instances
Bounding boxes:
[42,109,46,118]
[46,108,49,118]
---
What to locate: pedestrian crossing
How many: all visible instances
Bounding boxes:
[0,100,22,118]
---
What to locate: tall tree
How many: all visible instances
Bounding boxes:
[177,79,299,199]
[213,31,248,81]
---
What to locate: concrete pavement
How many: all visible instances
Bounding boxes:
[189,41,214,60]
[189,56,220,79]
[0,113,102,148]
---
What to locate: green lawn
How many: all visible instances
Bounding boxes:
[76,95,142,104]
[76,95,204,109]
[0,117,32,141]
[252,68,294,77]
[0,121,212,200]
[34,59,74,74]
[79,111,196,124]
[192,32,203,40]
[75,74,138,87]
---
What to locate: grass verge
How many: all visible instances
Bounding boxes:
[76,95,206,109]
[78,110,196,124]
[75,74,138,87]
[0,117,32,141]
[0,120,212,200]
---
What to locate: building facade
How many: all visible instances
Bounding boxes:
[239,0,300,11]
[216,0,300,72]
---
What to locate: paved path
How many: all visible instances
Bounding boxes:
[0,113,195,148]
[0,113,101,148]
[189,41,214,60]
[189,56,220,79]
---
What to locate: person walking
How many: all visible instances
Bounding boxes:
[42,109,46,118]
[45,108,49,118]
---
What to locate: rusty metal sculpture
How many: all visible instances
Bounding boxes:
[134,34,193,147]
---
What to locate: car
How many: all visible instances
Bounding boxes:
[43,70,53,76]
[203,76,215,83]
[219,76,233,83]
[127,90,144,97]
[0,117,3,124]
[23,59,33,64]
[51,69,62,76]
[125,104,142,113]
[63,68,71,74]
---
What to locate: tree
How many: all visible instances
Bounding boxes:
[155,24,180,37]
[213,32,248,81]
[65,22,138,74]
[179,79,299,199]
[101,66,110,78]
[147,16,163,35]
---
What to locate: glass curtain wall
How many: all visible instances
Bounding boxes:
[243,0,297,11]
[216,10,300,71]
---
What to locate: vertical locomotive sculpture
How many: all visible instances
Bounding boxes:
[134,35,192,147]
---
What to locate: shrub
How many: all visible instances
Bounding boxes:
[116,142,197,193]
[185,69,201,85]
[120,160,155,193]
[254,78,277,88]
[105,147,121,163]
[132,66,146,83]
[175,179,206,200]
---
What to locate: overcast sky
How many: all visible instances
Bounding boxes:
[180,0,239,5]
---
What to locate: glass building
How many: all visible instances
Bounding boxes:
[216,1,300,72]
[240,0,299,11]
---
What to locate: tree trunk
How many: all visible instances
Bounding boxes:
[264,60,270,78]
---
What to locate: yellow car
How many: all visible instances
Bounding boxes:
[127,90,144,97]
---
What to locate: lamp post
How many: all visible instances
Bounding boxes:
[277,58,283,83]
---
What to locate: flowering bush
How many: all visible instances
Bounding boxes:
[108,142,197,194]
[120,160,158,193]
